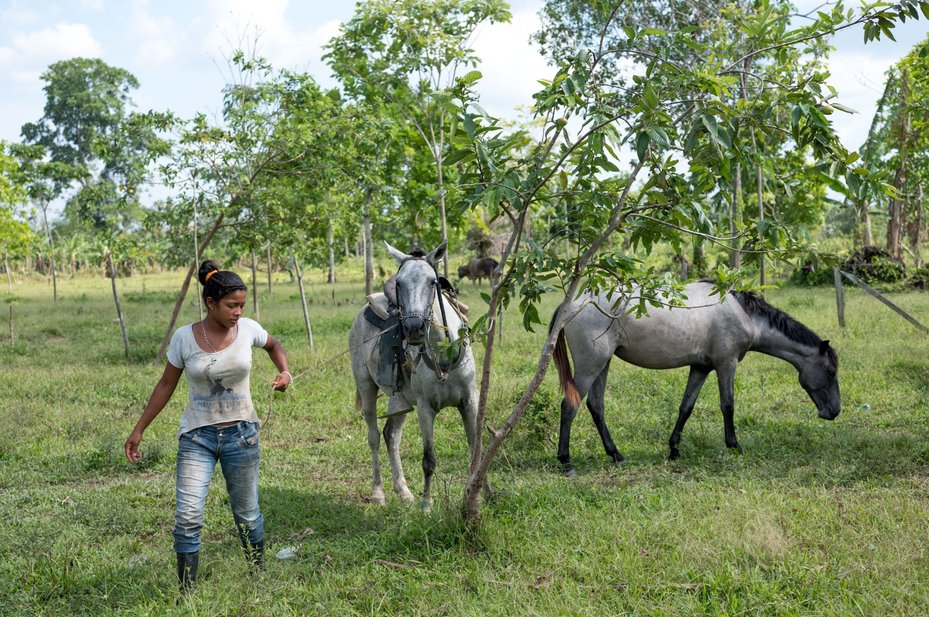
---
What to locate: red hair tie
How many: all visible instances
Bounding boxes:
[205,270,218,282]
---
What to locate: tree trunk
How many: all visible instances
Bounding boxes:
[291,254,314,351]
[729,164,742,269]
[327,215,336,284]
[436,124,449,279]
[860,200,873,246]
[886,169,906,260]
[266,243,273,295]
[155,214,225,363]
[41,204,58,304]
[4,255,11,292]
[251,250,260,321]
[909,183,924,267]
[887,69,910,261]
[363,189,374,296]
[105,248,130,362]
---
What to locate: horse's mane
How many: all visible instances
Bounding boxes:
[731,290,837,363]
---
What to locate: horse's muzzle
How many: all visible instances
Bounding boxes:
[818,407,840,421]
[402,316,426,344]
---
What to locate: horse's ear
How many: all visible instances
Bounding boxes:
[819,340,830,354]
[427,240,448,266]
[384,241,409,265]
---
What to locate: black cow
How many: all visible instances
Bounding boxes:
[457,257,499,285]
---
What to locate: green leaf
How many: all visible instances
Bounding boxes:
[636,131,650,162]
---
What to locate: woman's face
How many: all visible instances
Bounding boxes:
[208,290,246,328]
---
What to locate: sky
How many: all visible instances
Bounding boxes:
[1,0,927,205]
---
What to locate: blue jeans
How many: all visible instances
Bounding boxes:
[174,421,264,554]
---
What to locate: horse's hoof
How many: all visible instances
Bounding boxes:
[370,494,387,506]
[418,499,432,513]
[726,443,744,455]
[399,492,416,504]
[562,466,577,479]
[610,452,626,465]
[668,448,680,460]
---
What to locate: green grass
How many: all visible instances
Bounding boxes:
[2,266,929,615]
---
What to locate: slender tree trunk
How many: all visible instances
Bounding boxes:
[291,254,314,351]
[41,204,58,304]
[251,250,260,321]
[887,169,906,259]
[4,255,12,292]
[266,243,273,295]
[729,165,742,268]
[860,199,873,246]
[327,215,336,284]
[887,69,910,260]
[363,189,374,296]
[909,184,924,268]
[436,126,449,279]
[155,214,225,363]
[105,248,130,362]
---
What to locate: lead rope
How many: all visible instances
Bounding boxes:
[258,322,400,433]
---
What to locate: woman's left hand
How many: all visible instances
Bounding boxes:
[272,371,292,391]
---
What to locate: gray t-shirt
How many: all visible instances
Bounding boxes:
[167,317,269,436]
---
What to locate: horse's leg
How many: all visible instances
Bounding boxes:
[359,383,387,505]
[586,361,624,464]
[668,364,711,460]
[417,403,438,510]
[716,363,742,453]
[557,366,604,476]
[383,413,415,503]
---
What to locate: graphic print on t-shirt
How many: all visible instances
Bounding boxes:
[203,362,233,397]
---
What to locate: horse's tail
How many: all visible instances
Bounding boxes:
[550,310,580,408]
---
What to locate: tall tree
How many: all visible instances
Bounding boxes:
[325,0,510,277]
[21,58,169,235]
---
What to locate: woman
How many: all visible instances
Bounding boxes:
[124,260,291,593]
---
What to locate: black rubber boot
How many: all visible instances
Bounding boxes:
[176,551,199,594]
[241,538,265,574]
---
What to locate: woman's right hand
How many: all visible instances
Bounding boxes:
[125,429,143,462]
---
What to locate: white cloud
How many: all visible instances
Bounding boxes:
[128,0,181,67]
[825,50,895,149]
[0,22,102,86]
[472,8,551,118]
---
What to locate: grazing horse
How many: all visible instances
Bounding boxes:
[457,257,499,285]
[349,241,480,508]
[552,282,840,472]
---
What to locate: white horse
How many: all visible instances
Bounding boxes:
[552,282,841,472]
[349,241,479,508]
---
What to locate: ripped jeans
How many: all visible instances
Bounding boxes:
[173,421,264,554]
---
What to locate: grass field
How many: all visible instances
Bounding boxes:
[2,263,929,616]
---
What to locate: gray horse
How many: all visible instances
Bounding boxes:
[349,241,479,508]
[552,282,840,472]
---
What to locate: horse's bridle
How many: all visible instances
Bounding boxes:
[393,257,466,380]
[394,258,448,341]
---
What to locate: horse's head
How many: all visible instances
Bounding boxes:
[385,240,447,345]
[798,340,840,420]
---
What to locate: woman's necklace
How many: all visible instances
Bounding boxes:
[200,320,236,361]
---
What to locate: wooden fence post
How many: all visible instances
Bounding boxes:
[838,270,928,333]
[834,268,845,328]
